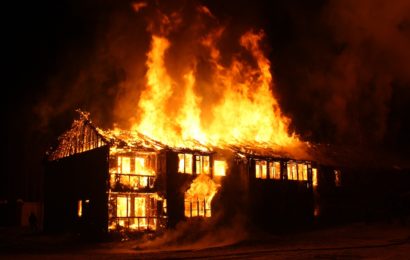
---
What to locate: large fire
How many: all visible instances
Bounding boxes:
[129,5,299,150]
[115,4,301,228]
[49,3,306,232]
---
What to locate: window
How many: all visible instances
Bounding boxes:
[195,155,210,174]
[77,200,82,217]
[135,197,146,227]
[109,194,160,231]
[178,153,193,174]
[116,196,129,217]
[269,161,281,180]
[312,168,318,187]
[334,170,341,187]
[255,160,267,179]
[135,157,145,174]
[214,160,227,176]
[287,161,297,180]
[287,161,309,181]
[298,163,308,181]
[116,155,156,175]
[185,197,212,218]
[118,157,131,174]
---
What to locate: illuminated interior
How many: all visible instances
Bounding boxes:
[110,154,156,191]
[269,161,281,179]
[108,193,163,231]
[255,160,268,179]
[287,161,309,181]
[213,160,227,176]
[184,174,219,218]
[178,153,193,174]
[312,168,318,187]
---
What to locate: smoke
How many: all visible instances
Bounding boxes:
[135,214,248,251]
[33,0,410,152]
[271,0,410,152]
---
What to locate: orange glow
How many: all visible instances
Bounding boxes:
[213,160,227,176]
[184,174,219,217]
[298,163,308,181]
[129,14,301,151]
[77,200,82,217]
[312,168,318,187]
[269,161,281,180]
[256,160,267,179]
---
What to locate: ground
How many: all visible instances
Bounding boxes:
[1,222,409,259]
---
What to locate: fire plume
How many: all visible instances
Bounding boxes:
[128,5,300,150]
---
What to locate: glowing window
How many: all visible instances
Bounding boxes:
[312,168,318,187]
[117,157,131,174]
[196,155,210,174]
[117,196,128,217]
[178,153,193,174]
[135,197,146,218]
[287,161,297,180]
[77,200,82,217]
[269,161,281,180]
[334,170,341,187]
[135,157,145,174]
[214,160,227,176]
[298,163,308,181]
[255,160,267,179]
[185,198,211,218]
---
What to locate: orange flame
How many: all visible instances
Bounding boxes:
[127,6,300,151]
[184,174,219,218]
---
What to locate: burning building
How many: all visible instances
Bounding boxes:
[44,111,320,234]
[43,4,330,234]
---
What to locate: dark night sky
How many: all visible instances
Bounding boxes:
[3,0,410,200]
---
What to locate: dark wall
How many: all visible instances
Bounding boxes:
[164,151,193,228]
[247,159,314,231]
[215,158,250,222]
[315,166,410,225]
[44,146,109,234]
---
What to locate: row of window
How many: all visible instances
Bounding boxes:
[178,153,226,176]
[115,155,156,175]
[255,160,311,181]
[114,154,227,176]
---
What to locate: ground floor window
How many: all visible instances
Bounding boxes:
[108,193,165,231]
[184,198,212,218]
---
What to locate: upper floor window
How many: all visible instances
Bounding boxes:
[118,157,131,174]
[312,168,318,187]
[298,163,308,181]
[214,160,227,176]
[287,161,298,180]
[334,169,341,187]
[255,160,267,179]
[269,161,281,180]
[196,155,210,174]
[287,161,309,181]
[116,155,156,175]
[178,153,193,174]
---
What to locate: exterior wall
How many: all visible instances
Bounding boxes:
[315,166,410,225]
[161,150,223,227]
[245,157,314,230]
[44,146,109,234]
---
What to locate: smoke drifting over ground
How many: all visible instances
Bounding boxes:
[136,214,248,251]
